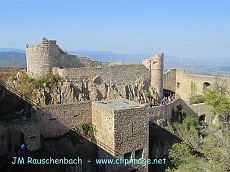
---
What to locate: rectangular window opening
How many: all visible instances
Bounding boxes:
[135,149,143,159]
[124,152,132,160]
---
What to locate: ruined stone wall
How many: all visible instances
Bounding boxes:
[0,119,40,156]
[163,69,176,92]
[148,98,202,125]
[26,37,62,78]
[44,102,92,126]
[175,69,216,99]
[36,102,92,137]
[54,64,150,85]
[58,54,100,68]
[189,103,214,124]
[164,69,230,99]
[148,99,183,123]
[51,64,151,104]
[26,37,101,78]
[35,108,69,137]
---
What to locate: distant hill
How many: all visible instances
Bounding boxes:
[0,48,25,53]
[68,50,152,64]
[0,51,26,67]
[0,48,229,75]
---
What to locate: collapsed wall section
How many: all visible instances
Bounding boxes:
[163,68,177,92]
[175,69,216,99]
[26,37,101,78]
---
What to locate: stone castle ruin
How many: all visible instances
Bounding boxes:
[26,37,164,104]
[26,37,100,79]
[1,37,229,171]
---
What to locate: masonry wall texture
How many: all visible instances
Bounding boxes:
[189,103,214,124]
[21,37,230,172]
[54,64,150,85]
[148,99,183,123]
[92,101,115,154]
[92,100,149,172]
[0,120,40,157]
[35,101,92,137]
[114,108,149,172]
[150,53,164,102]
[148,98,217,128]
[163,69,176,92]
[164,68,230,99]
[26,37,100,78]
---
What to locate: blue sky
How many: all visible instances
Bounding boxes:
[0,0,229,58]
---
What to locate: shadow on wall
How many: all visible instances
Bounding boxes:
[149,98,200,124]
[34,106,148,171]
[0,84,40,169]
[149,123,182,172]
[2,106,147,171]
[0,84,32,121]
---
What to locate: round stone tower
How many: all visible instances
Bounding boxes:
[150,53,164,102]
[26,37,62,78]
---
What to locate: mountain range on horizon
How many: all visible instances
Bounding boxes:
[0,48,229,75]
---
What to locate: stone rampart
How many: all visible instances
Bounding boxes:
[148,99,183,123]
[54,64,150,85]
[148,98,203,124]
[164,68,230,99]
[36,101,92,137]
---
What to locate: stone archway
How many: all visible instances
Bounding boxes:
[93,76,103,85]
[0,129,26,156]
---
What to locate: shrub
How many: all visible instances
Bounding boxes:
[190,95,205,105]
[32,73,61,88]
[145,91,152,99]
[78,123,96,141]
[171,104,187,123]
[182,117,198,130]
